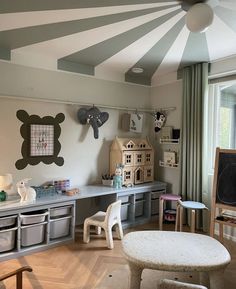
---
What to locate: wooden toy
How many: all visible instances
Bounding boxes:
[110,137,154,186]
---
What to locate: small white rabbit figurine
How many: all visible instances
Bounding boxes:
[16,178,36,202]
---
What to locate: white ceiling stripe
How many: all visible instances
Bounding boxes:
[12,6,179,59]
[0,2,178,32]
[206,14,236,61]
[218,2,236,11]
[151,25,190,83]
[95,11,185,78]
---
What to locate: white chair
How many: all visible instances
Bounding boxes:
[83,200,123,249]
[159,279,207,289]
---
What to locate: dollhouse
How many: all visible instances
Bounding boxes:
[110,137,154,185]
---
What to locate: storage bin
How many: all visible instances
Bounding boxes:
[118,195,129,204]
[21,224,45,247]
[151,198,159,215]
[135,193,144,200]
[20,210,48,225]
[50,217,71,239]
[50,206,71,219]
[0,215,16,228]
[121,203,130,221]
[0,227,16,252]
[151,191,163,199]
[135,200,145,217]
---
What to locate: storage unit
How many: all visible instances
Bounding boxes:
[120,203,130,221]
[50,206,71,218]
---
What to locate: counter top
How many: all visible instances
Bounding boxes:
[0,181,166,213]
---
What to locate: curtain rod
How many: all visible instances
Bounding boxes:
[0,95,176,113]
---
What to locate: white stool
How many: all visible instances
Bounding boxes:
[176,200,208,233]
[160,279,207,289]
[83,200,123,249]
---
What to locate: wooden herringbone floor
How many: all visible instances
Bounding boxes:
[0,222,235,289]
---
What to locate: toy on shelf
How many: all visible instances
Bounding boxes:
[16,178,36,202]
[113,164,123,189]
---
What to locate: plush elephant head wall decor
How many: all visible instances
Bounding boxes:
[77,106,109,139]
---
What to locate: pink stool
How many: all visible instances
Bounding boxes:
[159,194,181,231]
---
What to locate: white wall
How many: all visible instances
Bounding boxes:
[150,80,183,195]
[0,61,151,192]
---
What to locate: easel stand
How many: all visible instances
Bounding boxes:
[210,148,236,243]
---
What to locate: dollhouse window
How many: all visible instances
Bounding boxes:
[139,143,146,148]
[136,169,141,180]
[126,155,132,163]
[137,154,142,163]
[125,171,131,180]
[147,169,152,177]
[146,153,151,162]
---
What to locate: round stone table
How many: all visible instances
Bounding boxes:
[122,231,231,289]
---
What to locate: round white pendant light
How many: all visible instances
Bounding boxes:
[185,3,214,33]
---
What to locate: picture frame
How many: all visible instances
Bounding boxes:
[30,124,54,157]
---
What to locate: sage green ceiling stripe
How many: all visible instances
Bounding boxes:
[178,32,210,71]
[125,16,185,85]
[0,47,10,60]
[0,5,175,51]
[58,8,181,75]
[215,6,236,32]
[58,60,94,76]
[0,0,177,13]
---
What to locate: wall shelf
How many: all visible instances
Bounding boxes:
[159,160,179,169]
[160,139,180,144]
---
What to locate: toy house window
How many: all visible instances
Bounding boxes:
[127,144,134,148]
[146,153,151,162]
[139,143,146,148]
[126,155,132,163]
[124,171,131,181]
[137,154,142,163]
[147,169,152,177]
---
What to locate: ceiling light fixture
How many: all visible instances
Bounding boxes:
[185,3,214,33]
[132,67,144,74]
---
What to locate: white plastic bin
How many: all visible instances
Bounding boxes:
[50,217,71,239]
[21,224,45,247]
[135,193,144,200]
[118,195,129,204]
[151,198,159,215]
[0,227,17,252]
[20,210,48,225]
[50,206,71,219]
[0,215,16,228]
[135,200,145,217]
[121,203,130,221]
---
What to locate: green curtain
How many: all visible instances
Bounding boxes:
[180,62,208,228]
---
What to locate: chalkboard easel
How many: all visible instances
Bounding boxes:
[210,147,236,242]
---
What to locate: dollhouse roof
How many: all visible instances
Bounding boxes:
[111,137,152,151]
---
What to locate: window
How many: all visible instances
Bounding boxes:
[206,80,236,172]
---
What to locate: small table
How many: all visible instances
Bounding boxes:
[122,231,231,289]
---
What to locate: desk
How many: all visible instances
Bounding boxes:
[122,231,231,289]
[0,181,166,261]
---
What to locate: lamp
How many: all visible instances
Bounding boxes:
[185,3,214,33]
[0,174,14,198]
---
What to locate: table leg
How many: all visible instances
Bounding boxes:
[199,272,209,288]
[209,269,225,289]
[127,262,143,289]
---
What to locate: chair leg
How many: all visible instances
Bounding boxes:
[95,226,101,235]
[191,209,196,233]
[105,228,114,249]
[179,206,183,232]
[83,222,90,243]
[175,204,179,231]
[159,198,164,230]
[115,221,123,240]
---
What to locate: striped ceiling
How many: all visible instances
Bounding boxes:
[0,0,236,86]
